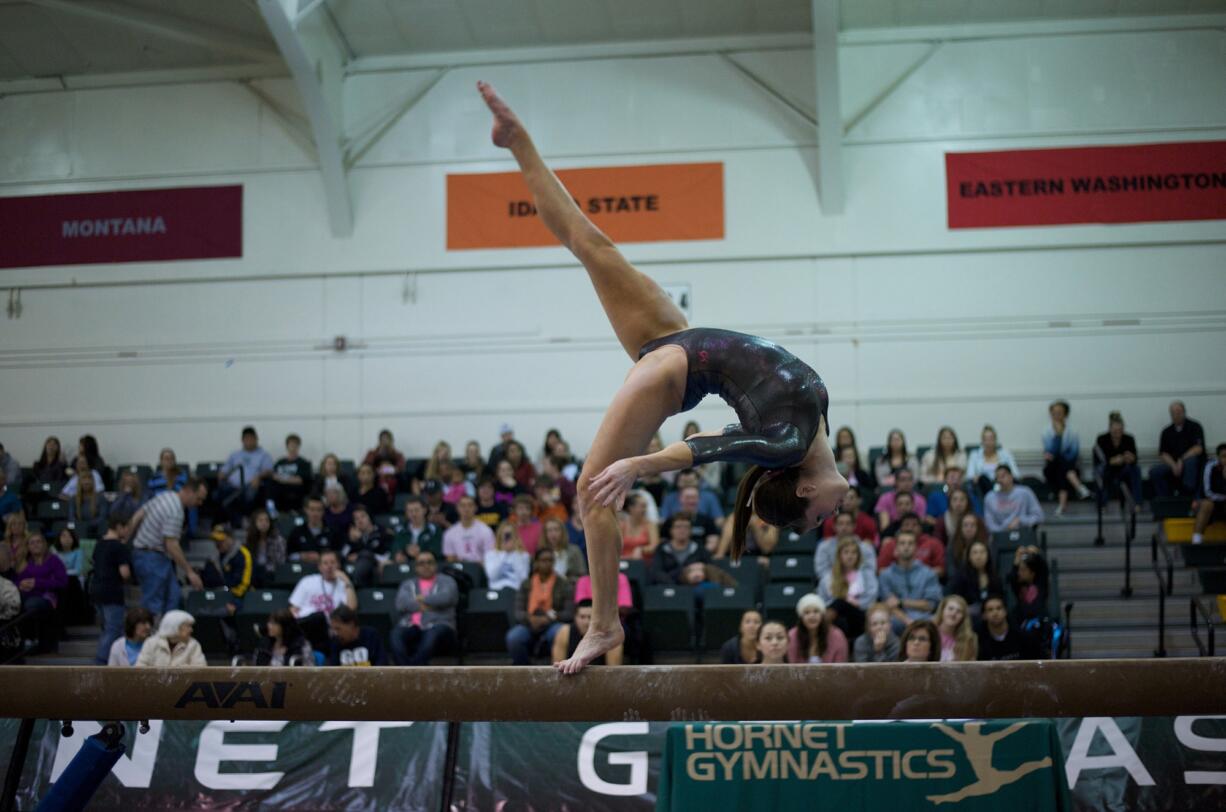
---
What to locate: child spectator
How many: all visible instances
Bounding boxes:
[391,551,458,666]
[137,609,206,667]
[853,603,900,663]
[935,595,978,661]
[899,619,940,662]
[485,522,531,591]
[719,608,764,664]
[107,607,154,667]
[786,593,849,664]
[506,548,573,665]
[327,604,387,666]
[91,514,133,664]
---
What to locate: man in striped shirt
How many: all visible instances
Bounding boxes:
[129,478,208,617]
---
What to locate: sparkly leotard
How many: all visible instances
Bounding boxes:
[638,328,829,469]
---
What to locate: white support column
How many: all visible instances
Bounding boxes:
[812,0,845,215]
[257,0,353,237]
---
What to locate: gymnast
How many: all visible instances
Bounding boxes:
[478,82,849,673]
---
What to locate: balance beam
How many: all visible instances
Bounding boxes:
[2,659,1224,722]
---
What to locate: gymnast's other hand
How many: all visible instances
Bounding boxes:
[589,458,639,510]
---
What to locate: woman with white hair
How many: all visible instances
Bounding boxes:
[786,593,849,664]
[136,609,206,667]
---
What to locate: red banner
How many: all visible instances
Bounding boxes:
[946,141,1226,229]
[0,185,242,269]
[447,163,724,249]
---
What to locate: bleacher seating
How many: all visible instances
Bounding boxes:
[642,585,693,653]
[701,586,754,652]
[464,588,516,654]
[234,589,290,652]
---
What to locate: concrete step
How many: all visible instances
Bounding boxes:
[1057,567,1201,598]
[1070,627,1204,658]
[1071,597,1177,627]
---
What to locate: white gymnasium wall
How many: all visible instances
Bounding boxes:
[1,22,1224,470]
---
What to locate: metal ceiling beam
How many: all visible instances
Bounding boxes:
[257,0,353,237]
[812,0,844,215]
[23,0,279,64]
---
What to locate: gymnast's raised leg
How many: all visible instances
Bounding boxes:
[479,81,688,672]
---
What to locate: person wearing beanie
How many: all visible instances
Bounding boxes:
[136,609,206,667]
[786,593,849,664]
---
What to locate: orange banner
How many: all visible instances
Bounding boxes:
[446,162,724,250]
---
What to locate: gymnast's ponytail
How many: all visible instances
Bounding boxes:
[730,465,805,561]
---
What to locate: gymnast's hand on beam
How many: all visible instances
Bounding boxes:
[589,459,639,511]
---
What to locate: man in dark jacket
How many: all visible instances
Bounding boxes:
[649,514,711,585]
[391,551,458,665]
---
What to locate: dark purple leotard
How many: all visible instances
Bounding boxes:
[638,328,829,469]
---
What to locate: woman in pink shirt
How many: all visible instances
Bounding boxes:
[786,593,849,664]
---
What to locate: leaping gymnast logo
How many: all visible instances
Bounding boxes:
[925,722,1053,805]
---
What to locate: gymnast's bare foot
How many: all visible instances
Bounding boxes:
[477,81,523,149]
[554,624,624,675]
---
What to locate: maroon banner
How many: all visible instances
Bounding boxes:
[0,185,242,269]
[946,141,1226,229]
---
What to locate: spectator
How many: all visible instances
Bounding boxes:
[815,511,877,583]
[947,512,988,572]
[1007,546,1050,624]
[1094,412,1142,513]
[552,598,623,666]
[619,493,659,560]
[363,429,406,496]
[288,496,335,563]
[549,440,580,483]
[110,471,143,521]
[4,512,29,565]
[899,619,940,662]
[977,594,1031,661]
[440,461,473,505]
[507,548,573,665]
[136,609,206,667]
[29,436,68,502]
[935,594,977,661]
[874,429,919,489]
[920,427,968,487]
[289,548,357,651]
[310,453,353,501]
[15,532,66,650]
[271,434,312,512]
[473,478,507,529]
[660,469,725,524]
[503,441,537,490]
[0,442,20,495]
[245,508,286,585]
[1152,400,1208,499]
[91,514,133,664]
[1042,400,1091,516]
[391,496,443,563]
[53,526,82,581]
[107,607,154,667]
[931,486,973,547]
[852,603,900,663]
[925,466,982,522]
[818,536,878,640]
[719,608,764,664]
[787,593,849,664]
[252,609,313,666]
[217,426,275,527]
[327,604,387,666]
[422,480,459,528]
[129,479,207,617]
[1192,443,1226,545]
[833,426,876,490]
[648,514,711,585]
[201,526,253,615]
[460,441,487,483]
[670,488,720,552]
[54,527,90,623]
[541,518,587,579]
[878,531,942,634]
[539,428,565,470]
[488,423,516,470]
[947,538,1002,622]
[984,465,1044,533]
[573,571,635,620]
[540,455,579,514]
[820,485,879,544]
[965,424,1020,495]
[60,455,104,500]
[146,447,188,499]
[342,506,390,587]
[877,513,945,578]
[756,620,790,665]
[634,434,669,509]
[485,521,531,591]
[510,494,542,554]
[492,460,526,507]
[69,434,109,489]
[422,441,454,486]
[875,468,928,530]
[391,550,458,665]
[880,490,919,538]
[353,463,390,517]
[0,469,20,521]
[323,483,354,541]
[443,495,496,563]
[532,475,568,524]
[714,511,778,562]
